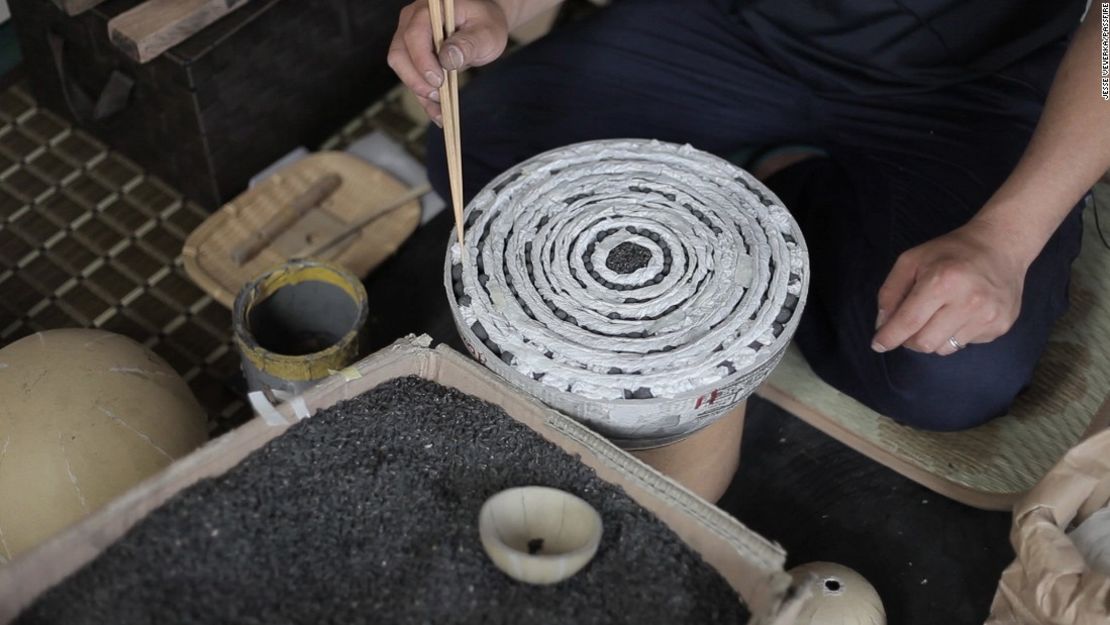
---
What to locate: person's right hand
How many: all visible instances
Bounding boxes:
[388,0,510,125]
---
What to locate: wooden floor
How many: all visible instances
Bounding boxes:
[370,208,1015,625]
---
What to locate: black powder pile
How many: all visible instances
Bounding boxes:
[17,377,748,625]
[605,240,654,274]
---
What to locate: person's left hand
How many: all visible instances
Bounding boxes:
[871,220,1031,356]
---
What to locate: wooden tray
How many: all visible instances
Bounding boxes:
[182,152,421,307]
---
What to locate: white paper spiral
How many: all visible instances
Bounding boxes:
[445,139,809,447]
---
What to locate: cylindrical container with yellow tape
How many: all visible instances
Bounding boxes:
[233,260,368,396]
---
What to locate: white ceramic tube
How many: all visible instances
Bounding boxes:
[478,486,603,585]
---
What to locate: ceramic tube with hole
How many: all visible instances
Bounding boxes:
[788,561,886,625]
[445,139,809,448]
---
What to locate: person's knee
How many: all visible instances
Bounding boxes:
[867,351,1032,431]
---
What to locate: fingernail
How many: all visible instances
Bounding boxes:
[424,70,443,88]
[427,89,440,102]
[875,309,887,329]
[445,45,464,70]
[871,340,887,353]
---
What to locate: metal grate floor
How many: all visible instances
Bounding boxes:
[0,86,249,434]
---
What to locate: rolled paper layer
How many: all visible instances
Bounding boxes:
[446,139,809,447]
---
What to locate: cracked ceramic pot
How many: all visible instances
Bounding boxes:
[0,329,207,562]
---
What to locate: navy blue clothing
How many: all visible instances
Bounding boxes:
[726,0,1088,94]
[426,0,1084,431]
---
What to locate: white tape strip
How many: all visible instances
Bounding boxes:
[291,396,310,421]
[266,388,313,421]
[248,390,290,427]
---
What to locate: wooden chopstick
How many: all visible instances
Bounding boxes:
[428,0,466,256]
[443,0,463,181]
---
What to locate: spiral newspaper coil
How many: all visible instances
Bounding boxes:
[446,139,809,447]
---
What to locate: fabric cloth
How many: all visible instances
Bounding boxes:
[720,0,1088,95]
[426,0,1085,431]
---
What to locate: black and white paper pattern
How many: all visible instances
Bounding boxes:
[446,140,809,447]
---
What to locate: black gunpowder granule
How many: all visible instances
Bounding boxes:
[18,377,748,625]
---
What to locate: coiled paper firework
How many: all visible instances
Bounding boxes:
[446,140,809,448]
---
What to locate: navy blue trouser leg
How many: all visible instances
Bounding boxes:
[426,0,1084,431]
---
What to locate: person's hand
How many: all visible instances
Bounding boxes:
[871,220,1033,356]
[388,0,510,125]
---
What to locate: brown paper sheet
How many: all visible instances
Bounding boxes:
[986,428,1110,625]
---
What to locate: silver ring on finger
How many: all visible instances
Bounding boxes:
[947,336,965,351]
